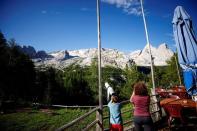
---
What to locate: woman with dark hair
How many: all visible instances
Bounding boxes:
[130,82,153,131]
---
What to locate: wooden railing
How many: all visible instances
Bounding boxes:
[56,95,161,131]
[103,100,133,131]
[56,107,100,131]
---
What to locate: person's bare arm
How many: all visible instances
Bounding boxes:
[130,89,135,103]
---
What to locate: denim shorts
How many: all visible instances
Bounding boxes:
[133,116,153,131]
[134,116,153,124]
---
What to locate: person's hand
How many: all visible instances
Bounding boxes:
[131,90,135,97]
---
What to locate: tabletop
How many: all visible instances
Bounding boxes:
[160,98,197,108]
[156,88,189,99]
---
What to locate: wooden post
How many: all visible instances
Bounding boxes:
[96,0,103,130]
[174,53,182,85]
[96,109,103,131]
[150,92,162,122]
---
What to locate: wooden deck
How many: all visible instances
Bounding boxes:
[123,116,197,131]
[55,93,196,131]
[156,116,197,131]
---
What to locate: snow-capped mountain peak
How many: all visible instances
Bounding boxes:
[33,43,174,69]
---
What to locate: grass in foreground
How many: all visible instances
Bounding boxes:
[0,108,95,131]
[0,103,133,131]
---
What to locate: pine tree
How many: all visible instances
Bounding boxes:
[163,54,182,88]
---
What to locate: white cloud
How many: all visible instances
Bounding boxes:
[80,8,95,12]
[101,0,141,16]
[81,8,89,11]
[54,11,61,15]
[162,14,171,18]
[41,10,47,14]
[166,33,175,41]
[41,10,62,15]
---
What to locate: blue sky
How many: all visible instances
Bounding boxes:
[0,0,196,52]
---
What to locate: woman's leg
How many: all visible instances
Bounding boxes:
[143,124,152,131]
[142,116,154,131]
[133,116,143,131]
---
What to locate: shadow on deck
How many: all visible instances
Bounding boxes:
[155,116,197,131]
[124,116,197,131]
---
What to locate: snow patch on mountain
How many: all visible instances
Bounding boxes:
[33,43,174,69]
[133,43,174,66]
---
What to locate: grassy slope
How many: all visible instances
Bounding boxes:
[0,103,133,131]
[0,108,93,131]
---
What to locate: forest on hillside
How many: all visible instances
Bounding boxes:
[0,31,182,108]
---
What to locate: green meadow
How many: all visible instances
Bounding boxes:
[0,103,133,131]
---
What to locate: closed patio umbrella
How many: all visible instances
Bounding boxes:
[172,6,197,96]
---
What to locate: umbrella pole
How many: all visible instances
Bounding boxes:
[140,0,156,93]
[174,52,182,85]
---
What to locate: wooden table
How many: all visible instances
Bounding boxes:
[160,98,196,108]
[160,98,197,128]
[157,90,189,99]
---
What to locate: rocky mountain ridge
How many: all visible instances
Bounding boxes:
[30,43,174,69]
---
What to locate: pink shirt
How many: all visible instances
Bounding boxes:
[130,95,150,116]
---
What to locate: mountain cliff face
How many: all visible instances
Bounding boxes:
[132,43,174,66]
[18,45,53,59]
[33,43,174,69]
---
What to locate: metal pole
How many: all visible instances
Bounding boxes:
[174,53,182,85]
[96,0,103,130]
[140,0,156,93]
